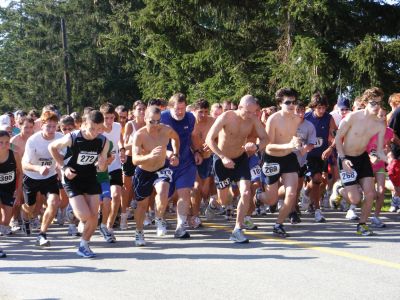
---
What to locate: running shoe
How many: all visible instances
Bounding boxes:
[143,214,152,227]
[109,228,117,242]
[370,216,386,228]
[299,188,310,210]
[205,203,218,220]
[36,233,50,247]
[229,228,249,243]
[31,217,40,231]
[68,224,81,236]
[135,231,146,246]
[0,250,6,258]
[356,224,374,236]
[99,225,114,243]
[315,209,326,223]
[10,219,20,232]
[346,208,360,221]
[2,226,12,236]
[77,245,96,258]
[120,213,128,230]
[190,216,202,229]
[289,211,301,224]
[273,224,289,238]
[244,216,258,230]
[174,226,190,239]
[389,196,400,212]
[156,218,167,237]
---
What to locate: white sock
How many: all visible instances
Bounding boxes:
[80,239,88,248]
[177,214,187,227]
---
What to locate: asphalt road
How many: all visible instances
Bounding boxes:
[1,209,399,300]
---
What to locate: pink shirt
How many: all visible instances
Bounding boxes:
[366,127,393,172]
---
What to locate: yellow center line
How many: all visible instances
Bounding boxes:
[203,222,400,270]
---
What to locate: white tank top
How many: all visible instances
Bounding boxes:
[102,122,122,172]
[22,131,64,180]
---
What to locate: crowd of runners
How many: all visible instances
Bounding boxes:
[1,87,400,258]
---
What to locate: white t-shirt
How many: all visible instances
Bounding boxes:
[102,122,122,172]
[330,110,342,128]
[22,131,64,180]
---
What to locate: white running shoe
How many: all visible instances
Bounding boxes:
[314,209,326,223]
[345,208,360,221]
[36,233,50,247]
[300,188,310,210]
[143,214,152,227]
[10,219,20,232]
[156,218,167,237]
[389,196,400,212]
[229,228,249,243]
[190,216,202,229]
[135,231,146,246]
[120,213,128,230]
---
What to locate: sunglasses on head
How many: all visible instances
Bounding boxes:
[283,100,297,106]
[149,119,161,125]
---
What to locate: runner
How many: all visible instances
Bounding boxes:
[303,93,337,222]
[131,106,180,245]
[191,99,215,228]
[49,110,109,257]
[206,95,267,243]
[99,103,125,241]
[21,111,63,246]
[0,130,22,238]
[256,88,302,238]
[335,87,387,236]
[160,93,203,239]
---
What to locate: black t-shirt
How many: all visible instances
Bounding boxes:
[0,150,17,193]
[389,107,400,159]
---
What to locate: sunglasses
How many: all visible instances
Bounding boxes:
[283,100,297,106]
[61,127,74,132]
[368,101,381,107]
[149,119,161,125]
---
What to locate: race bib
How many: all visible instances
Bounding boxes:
[216,177,231,189]
[0,171,15,184]
[250,165,262,180]
[38,158,53,167]
[340,170,357,184]
[77,153,98,165]
[157,168,173,182]
[314,137,324,148]
[262,163,280,177]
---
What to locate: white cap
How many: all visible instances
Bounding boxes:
[0,114,11,126]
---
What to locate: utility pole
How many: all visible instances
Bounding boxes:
[61,18,72,114]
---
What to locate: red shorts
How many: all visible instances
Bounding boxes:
[388,159,400,187]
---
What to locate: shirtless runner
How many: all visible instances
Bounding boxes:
[335,87,387,236]
[191,99,215,228]
[206,95,267,243]
[131,106,180,245]
[256,88,302,238]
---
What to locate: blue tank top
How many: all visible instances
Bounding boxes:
[161,110,195,169]
[304,111,331,158]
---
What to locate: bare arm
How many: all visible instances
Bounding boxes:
[169,127,180,157]
[124,121,133,145]
[48,134,72,168]
[14,152,23,205]
[335,115,352,158]
[205,115,227,159]
[254,118,268,152]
